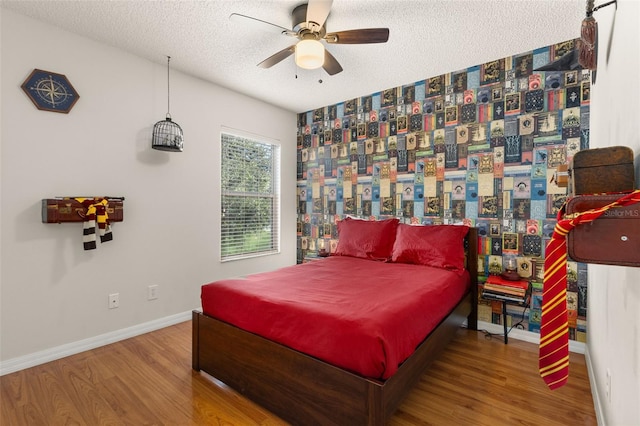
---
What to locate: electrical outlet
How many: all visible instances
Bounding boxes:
[605,369,612,403]
[108,293,119,309]
[147,285,159,300]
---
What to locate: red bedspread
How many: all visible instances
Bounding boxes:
[201,256,470,379]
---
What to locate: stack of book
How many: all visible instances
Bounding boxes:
[482,275,529,303]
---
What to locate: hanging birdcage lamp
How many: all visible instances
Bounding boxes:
[152,56,184,152]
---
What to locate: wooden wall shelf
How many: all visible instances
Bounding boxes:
[42,198,124,223]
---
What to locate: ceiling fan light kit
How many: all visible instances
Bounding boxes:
[231,0,389,76]
[295,39,324,69]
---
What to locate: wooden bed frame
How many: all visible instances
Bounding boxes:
[192,228,478,425]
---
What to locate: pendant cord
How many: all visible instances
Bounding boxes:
[167,55,171,118]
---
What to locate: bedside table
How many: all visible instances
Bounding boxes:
[481,278,530,344]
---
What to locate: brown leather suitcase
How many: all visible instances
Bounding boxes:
[566,194,640,266]
[42,198,124,223]
[568,146,635,196]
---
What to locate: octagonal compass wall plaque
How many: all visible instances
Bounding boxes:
[21,69,80,113]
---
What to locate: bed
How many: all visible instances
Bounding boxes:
[192,221,478,425]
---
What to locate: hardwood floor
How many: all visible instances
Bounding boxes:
[1,321,596,425]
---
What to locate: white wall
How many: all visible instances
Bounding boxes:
[588,0,640,425]
[0,10,297,365]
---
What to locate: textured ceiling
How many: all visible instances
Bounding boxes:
[1,0,586,113]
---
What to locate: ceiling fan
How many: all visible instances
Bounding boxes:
[230,0,389,76]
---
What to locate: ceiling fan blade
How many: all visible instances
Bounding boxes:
[325,28,389,44]
[229,13,292,35]
[323,49,343,75]
[306,0,333,30]
[257,45,296,68]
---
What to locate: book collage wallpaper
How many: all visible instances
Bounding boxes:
[296,39,588,342]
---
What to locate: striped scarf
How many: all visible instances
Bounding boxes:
[539,189,640,389]
[75,198,113,250]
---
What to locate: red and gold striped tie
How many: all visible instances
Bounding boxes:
[539,190,640,389]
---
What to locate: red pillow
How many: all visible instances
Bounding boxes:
[391,224,470,273]
[334,218,399,261]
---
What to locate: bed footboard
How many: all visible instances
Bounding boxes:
[192,292,472,425]
[192,310,386,425]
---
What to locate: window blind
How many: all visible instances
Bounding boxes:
[221,132,280,261]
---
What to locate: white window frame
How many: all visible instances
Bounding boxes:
[220,128,281,262]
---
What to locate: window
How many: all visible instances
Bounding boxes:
[221,131,280,261]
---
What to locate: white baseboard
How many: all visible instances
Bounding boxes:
[2,314,589,377]
[585,346,605,426]
[477,320,586,354]
[0,310,194,376]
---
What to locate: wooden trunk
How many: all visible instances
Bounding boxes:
[568,146,635,196]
